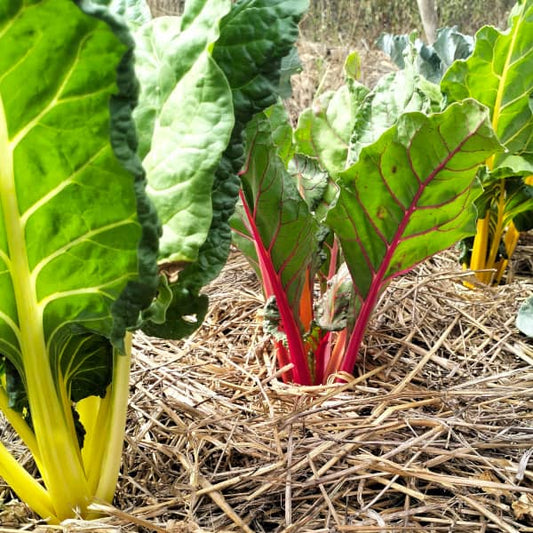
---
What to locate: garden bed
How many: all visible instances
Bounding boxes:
[2,246,531,532]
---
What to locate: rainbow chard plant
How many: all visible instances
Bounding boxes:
[232,57,502,384]
[441,0,533,285]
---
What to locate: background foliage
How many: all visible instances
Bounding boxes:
[148,0,516,46]
[302,0,516,44]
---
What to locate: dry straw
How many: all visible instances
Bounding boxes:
[2,242,531,532]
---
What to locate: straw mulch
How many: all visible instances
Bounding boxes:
[2,241,531,533]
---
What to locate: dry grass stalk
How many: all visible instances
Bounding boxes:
[2,243,531,532]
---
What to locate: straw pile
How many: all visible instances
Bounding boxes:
[2,241,531,533]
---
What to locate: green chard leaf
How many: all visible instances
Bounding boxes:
[328,100,501,313]
[88,0,152,30]
[442,0,533,172]
[132,1,234,262]
[378,27,474,83]
[133,0,308,340]
[173,0,310,306]
[233,107,320,314]
[0,0,158,520]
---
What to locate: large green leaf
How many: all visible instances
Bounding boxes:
[441,0,533,172]
[327,100,502,307]
[176,0,309,291]
[133,1,232,160]
[0,0,158,517]
[132,2,234,264]
[137,0,308,339]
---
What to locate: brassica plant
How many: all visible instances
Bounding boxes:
[0,0,307,523]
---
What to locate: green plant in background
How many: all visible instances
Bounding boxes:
[379,0,533,285]
[377,27,474,83]
[232,52,501,385]
[442,0,533,285]
[0,0,307,523]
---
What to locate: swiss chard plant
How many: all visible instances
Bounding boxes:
[379,1,533,285]
[0,0,159,522]
[441,0,533,285]
[0,0,307,523]
[232,53,502,385]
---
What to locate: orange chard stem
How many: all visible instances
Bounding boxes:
[299,268,313,332]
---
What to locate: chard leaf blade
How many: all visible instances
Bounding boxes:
[234,107,320,314]
[0,0,158,516]
[176,0,309,292]
[442,1,533,171]
[328,100,502,306]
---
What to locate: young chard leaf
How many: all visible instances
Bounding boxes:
[328,100,502,374]
[233,107,319,384]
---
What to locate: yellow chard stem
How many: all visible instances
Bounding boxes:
[495,221,521,284]
[470,215,490,283]
[0,386,41,465]
[0,441,57,524]
[91,333,132,508]
[485,180,507,281]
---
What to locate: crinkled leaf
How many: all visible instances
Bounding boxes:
[316,263,353,332]
[328,100,502,307]
[176,0,309,294]
[131,2,234,266]
[133,1,232,159]
[349,59,443,162]
[142,51,234,263]
[89,0,152,30]
[294,85,363,178]
[288,155,332,218]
